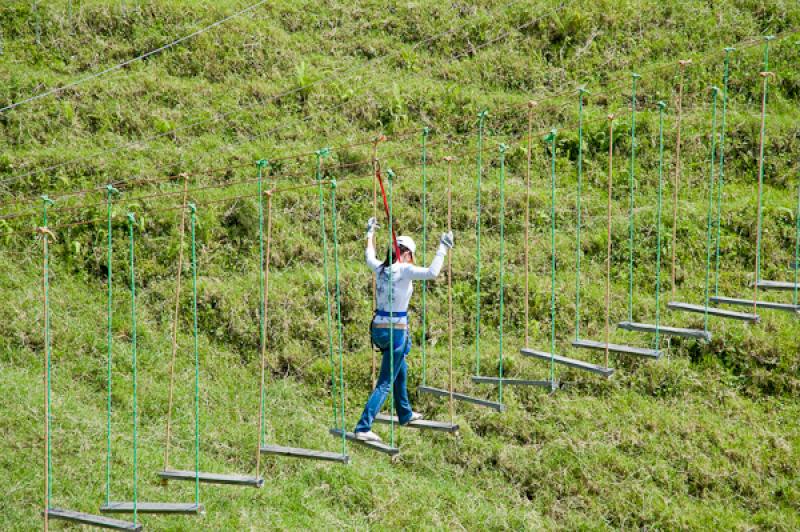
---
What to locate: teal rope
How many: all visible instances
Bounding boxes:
[420,127,429,386]
[546,130,557,385]
[497,144,507,403]
[754,37,774,288]
[574,89,588,340]
[475,109,487,375]
[256,159,268,448]
[714,48,734,297]
[314,149,339,430]
[387,168,396,447]
[627,73,640,322]
[189,204,200,506]
[654,103,667,350]
[127,212,138,525]
[703,88,720,333]
[41,195,53,506]
[104,185,118,506]
[328,181,347,455]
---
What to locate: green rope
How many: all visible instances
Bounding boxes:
[545,130,557,386]
[754,37,775,288]
[795,175,800,306]
[105,185,118,506]
[714,48,734,297]
[474,109,487,376]
[314,149,339,430]
[497,144,507,403]
[791,42,799,307]
[420,127,429,386]
[387,168,396,447]
[574,89,588,341]
[328,181,347,455]
[189,204,200,505]
[703,88,720,333]
[33,0,41,46]
[654,103,667,350]
[127,212,138,524]
[763,35,774,70]
[256,159,268,448]
[41,195,53,505]
[627,73,640,322]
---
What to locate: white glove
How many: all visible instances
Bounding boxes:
[366,217,379,238]
[440,231,454,249]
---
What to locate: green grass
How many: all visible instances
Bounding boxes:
[2,1,800,529]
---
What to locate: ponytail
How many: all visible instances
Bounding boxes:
[380,244,411,271]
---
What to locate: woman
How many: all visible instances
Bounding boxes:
[354,216,454,442]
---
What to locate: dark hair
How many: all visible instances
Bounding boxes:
[381,244,412,269]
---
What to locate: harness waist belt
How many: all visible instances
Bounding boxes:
[372,323,407,330]
[376,310,407,318]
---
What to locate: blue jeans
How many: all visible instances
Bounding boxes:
[354,326,413,432]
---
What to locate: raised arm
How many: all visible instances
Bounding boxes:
[365,217,383,271]
[404,232,454,281]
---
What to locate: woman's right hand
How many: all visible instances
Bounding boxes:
[366,217,379,239]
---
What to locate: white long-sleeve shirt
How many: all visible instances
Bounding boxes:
[367,238,447,325]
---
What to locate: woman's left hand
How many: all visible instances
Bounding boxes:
[440,231,454,249]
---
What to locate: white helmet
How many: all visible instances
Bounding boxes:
[396,235,416,255]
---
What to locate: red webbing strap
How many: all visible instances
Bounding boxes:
[374,161,401,260]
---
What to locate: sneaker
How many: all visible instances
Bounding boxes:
[354,430,382,442]
[409,412,424,423]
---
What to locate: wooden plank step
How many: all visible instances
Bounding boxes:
[159,469,264,487]
[520,348,614,378]
[374,414,459,432]
[100,502,203,515]
[417,385,506,412]
[571,338,661,359]
[710,295,800,313]
[755,279,800,291]
[668,301,759,322]
[618,321,711,342]
[329,428,399,456]
[260,444,349,463]
[47,508,142,531]
[471,376,558,390]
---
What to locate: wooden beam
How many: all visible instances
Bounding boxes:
[668,301,759,322]
[329,428,399,456]
[374,414,458,432]
[755,279,800,291]
[260,444,349,464]
[46,508,142,531]
[417,386,506,412]
[100,502,203,515]
[618,321,711,341]
[572,338,661,359]
[158,469,264,487]
[710,295,800,313]
[520,348,614,378]
[471,376,558,390]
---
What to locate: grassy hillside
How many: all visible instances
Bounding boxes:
[1,1,800,529]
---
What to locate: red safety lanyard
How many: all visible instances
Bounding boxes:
[374,161,401,260]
